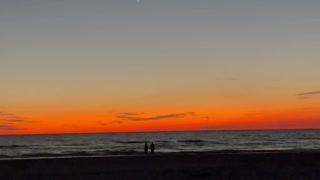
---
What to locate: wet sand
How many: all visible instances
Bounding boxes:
[1,152,320,179]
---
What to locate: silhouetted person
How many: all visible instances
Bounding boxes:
[150,142,155,154]
[144,143,149,154]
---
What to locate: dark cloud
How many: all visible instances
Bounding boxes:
[0,118,25,123]
[0,125,17,130]
[297,91,320,96]
[110,121,123,124]
[101,121,123,126]
[0,111,27,131]
[118,113,144,116]
[0,125,27,131]
[202,116,214,121]
[1,119,25,122]
[0,122,14,125]
[117,112,195,121]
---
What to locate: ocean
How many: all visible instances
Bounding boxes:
[0,130,319,159]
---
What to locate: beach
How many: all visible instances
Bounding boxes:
[1,151,320,180]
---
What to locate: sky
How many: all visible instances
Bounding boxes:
[1,0,320,135]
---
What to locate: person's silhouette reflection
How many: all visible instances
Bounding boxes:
[144,143,149,154]
[150,142,155,154]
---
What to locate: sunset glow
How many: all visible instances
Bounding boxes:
[1,0,320,135]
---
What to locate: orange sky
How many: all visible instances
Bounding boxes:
[1,96,320,135]
[1,1,320,135]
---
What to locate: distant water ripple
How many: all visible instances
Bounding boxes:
[0,130,320,159]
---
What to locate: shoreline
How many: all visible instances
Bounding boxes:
[1,151,320,179]
[1,149,320,161]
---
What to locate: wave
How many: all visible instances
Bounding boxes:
[115,141,148,144]
[178,140,204,143]
[94,149,141,155]
[19,152,95,158]
[294,137,320,141]
[0,155,13,158]
[20,153,71,158]
[16,150,143,159]
[61,151,93,156]
[2,149,320,160]
[156,141,171,143]
[0,145,30,149]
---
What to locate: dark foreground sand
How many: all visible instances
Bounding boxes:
[1,152,320,180]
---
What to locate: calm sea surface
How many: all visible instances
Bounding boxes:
[0,130,319,159]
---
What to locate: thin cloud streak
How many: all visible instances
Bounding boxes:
[110,121,123,124]
[117,112,195,121]
[0,125,17,130]
[297,91,320,96]
[0,113,15,116]
[119,113,144,116]
[0,122,15,125]
[0,125,27,131]
[101,121,123,126]
[0,111,27,131]
[0,119,25,122]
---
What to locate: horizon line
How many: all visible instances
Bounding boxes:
[1,128,319,136]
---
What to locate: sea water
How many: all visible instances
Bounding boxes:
[0,130,319,159]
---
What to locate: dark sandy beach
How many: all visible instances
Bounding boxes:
[1,152,320,180]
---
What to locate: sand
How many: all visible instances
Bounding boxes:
[1,152,320,179]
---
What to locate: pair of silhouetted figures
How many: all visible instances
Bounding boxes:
[144,142,155,154]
